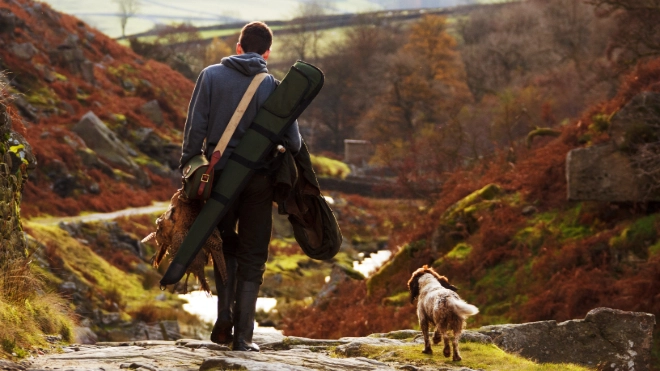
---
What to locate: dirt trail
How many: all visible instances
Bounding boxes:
[28,202,170,226]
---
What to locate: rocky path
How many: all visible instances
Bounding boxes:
[12,308,655,371]
[19,331,478,371]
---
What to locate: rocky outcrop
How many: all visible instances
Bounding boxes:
[9,42,38,60]
[566,143,644,201]
[477,307,655,370]
[49,34,95,84]
[72,111,135,168]
[72,111,150,187]
[567,92,660,202]
[609,92,660,150]
[134,128,181,170]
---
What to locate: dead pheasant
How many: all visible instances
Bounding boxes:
[142,190,226,293]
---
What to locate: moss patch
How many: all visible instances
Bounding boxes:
[335,342,589,371]
[446,243,472,260]
[609,214,658,258]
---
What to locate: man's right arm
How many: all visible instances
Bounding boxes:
[180,69,211,170]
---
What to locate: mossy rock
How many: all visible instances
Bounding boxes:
[366,240,425,297]
[446,243,472,261]
[441,184,503,223]
[431,184,503,254]
[382,291,410,307]
[526,127,561,148]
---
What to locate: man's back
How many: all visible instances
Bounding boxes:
[180,52,300,170]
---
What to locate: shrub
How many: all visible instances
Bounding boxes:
[310,154,351,179]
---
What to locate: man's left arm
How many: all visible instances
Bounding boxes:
[283,119,301,156]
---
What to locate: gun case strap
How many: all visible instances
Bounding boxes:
[211,73,267,158]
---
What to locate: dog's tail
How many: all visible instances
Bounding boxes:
[449,297,479,319]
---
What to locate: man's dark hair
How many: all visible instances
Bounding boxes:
[239,21,273,55]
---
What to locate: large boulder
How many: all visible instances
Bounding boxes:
[140,100,164,125]
[72,111,150,187]
[72,111,135,168]
[566,143,649,201]
[134,128,180,168]
[477,307,655,370]
[9,42,38,60]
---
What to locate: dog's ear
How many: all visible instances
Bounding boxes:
[409,279,420,303]
[438,277,459,292]
[407,269,423,303]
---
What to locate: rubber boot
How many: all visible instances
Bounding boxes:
[210,255,237,344]
[232,280,260,351]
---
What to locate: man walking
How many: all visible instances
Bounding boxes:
[180,21,301,352]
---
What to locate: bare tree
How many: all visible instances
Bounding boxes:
[587,0,660,70]
[280,0,328,62]
[114,0,141,38]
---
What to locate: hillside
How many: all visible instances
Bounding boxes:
[281,58,660,364]
[0,0,192,217]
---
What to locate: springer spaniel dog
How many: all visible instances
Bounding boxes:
[407,265,479,361]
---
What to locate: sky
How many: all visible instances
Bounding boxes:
[42,0,460,38]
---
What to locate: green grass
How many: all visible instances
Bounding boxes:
[609,214,658,257]
[335,342,589,371]
[446,243,472,260]
[514,205,594,253]
[24,222,171,310]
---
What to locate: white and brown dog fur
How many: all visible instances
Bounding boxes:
[407,265,479,361]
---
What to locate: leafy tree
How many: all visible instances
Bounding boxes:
[305,16,402,153]
[205,37,233,66]
[365,15,471,198]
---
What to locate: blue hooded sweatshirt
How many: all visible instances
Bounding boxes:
[180,52,301,171]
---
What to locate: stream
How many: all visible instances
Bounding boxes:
[29,201,393,329]
[179,249,393,329]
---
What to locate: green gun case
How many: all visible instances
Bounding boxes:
[160,61,325,286]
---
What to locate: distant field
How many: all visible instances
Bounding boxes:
[43,0,386,38]
[41,0,512,38]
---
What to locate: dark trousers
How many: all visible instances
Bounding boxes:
[216,173,273,284]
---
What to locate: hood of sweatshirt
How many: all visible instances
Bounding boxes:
[221,52,268,76]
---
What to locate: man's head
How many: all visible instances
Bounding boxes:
[237,21,272,59]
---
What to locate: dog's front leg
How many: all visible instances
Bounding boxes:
[420,317,432,354]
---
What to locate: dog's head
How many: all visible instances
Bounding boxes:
[407,265,458,303]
